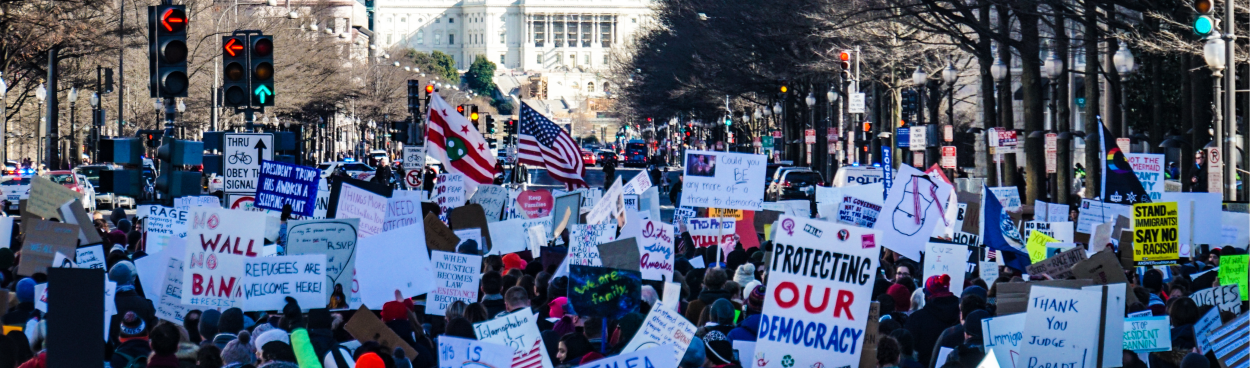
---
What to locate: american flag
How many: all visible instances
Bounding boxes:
[518,102,588,189]
[513,339,545,368]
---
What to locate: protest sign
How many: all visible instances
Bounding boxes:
[620,302,696,360]
[680,150,766,211]
[182,241,247,309]
[1025,230,1059,263]
[757,216,878,368]
[0,217,12,249]
[285,218,359,304]
[507,189,554,220]
[636,220,675,281]
[1085,283,1127,368]
[924,242,968,297]
[1160,193,1223,247]
[622,171,653,195]
[58,199,101,245]
[1076,199,1131,234]
[640,187,661,220]
[1190,285,1242,314]
[344,305,419,359]
[453,228,483,254]
[672,206,696,232]
[567,223,616,266]
[328,178,390,238]
[239,254,326,311]
[551,192,582,237]
[383,190,424,232]
[528,225,546,258]
[574,346,675,368]
[155,257,191,323]
[1034,200,1071,223]
[356,223,433,308]
[587,176,625,226]
[51,252,72,268]
[1193,307,1222,354]
[980,261,999,282]
[20,219,78,275]
[437,336,512,368]
[486,216,552,256]
[1021,221,1075,243]
[623,194,640,212]
[450,204,494,252]
[1019,286,1103,368]
[981,313,1025,368]
[1132,202,1179,265]
[838,195,882,228]
[1218,254,1247,301]
[473,309,554,368]
[568,265,641,319]
[1026,247,1088,279]
[988,187,1022,212]
[469,184,509,222]
[1126,154,1165,201]
[1123,316,1171,352]
[26,176,81,219]
[424,214,461,253]
[254,160,320,216]
[597,238,641,272]
[142,205,189,255]
[74,244,106,270]
[175,196,222,210]
[429,250,481,316]
[686,217,737,256]
[873,164,952,261]
[434,173,468,215]
[1206,311,1248,368]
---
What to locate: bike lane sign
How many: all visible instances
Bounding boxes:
[223,133,274,194]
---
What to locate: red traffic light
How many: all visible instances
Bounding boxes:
[839,51,850,61]
[1196,0,1213,13]
[160,7,186,33]
[457,105,465,114]
[223,37,244,57]
[425,84,434,94]
[253,37,273,57]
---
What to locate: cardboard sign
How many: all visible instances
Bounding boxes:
[597,237,641,272]
[636,220,675,282]
[19,219,79,276]
[1123,316,1171,352]
[435,173,468,215]
[757,216,879,368]
[1018,286,1103,368]
[468,184,509,222]
[838,195,882,228]
[58,200,102,245]
[239,254,326,311]
[254,160,321,216]
[437,336,512,368]
[26,176,81,220]
[1026,247,1088,280]
[74,244,106,270]
[568,265,641,319]
[873,164,953,261]
[680,150,766,211]
[429,250,481,316]
[924,242,967,297]
[285,218,358,304]
[344,305,419,359]
[1218,254,1247,301]
[473,309,554,368]
[981,313,1025,368]
[155,257,191,323]
[1190,285,1242,314]
[383,190,424,232]
[1131,202,1179,265]
[574,346,675,368]
[620,302,696,360]
[424,213,461,253]
[355,223,433,308]
[450,204,494,252]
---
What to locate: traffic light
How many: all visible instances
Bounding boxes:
[724,116,732,126]
[426,84,435,96]
[506,119,517,135]
[470,105,480,123]
[1194,0,1217,36]
[139,129,164,148]
[250,35,275,106]
[407,80,421,113]
[221,35,250,107]
[103,68,115,94]
[457,105,466,116]
[839,50,852,79]
[155,139,204,198]
[485,114,496,134]
[149,5,188,98]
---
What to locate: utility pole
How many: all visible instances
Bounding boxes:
[46,47,60,170]
[1224,0,1236,200]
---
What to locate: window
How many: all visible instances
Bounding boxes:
[537,54,543,64]
[584,53,590,65]
[449,17,454,23]
[500,54,505,65]
[587,82,594,92]
[449,33,454,44]
[556,52,563,65]
[554,22,564,47]
[434,33,442,45]
[417,30,424,44]
[500,33,505,44]
[386,34,392,44]
[601,22,611,47]
[400,17,406,23]
[603,54,609,65]
[569,53,576,65]
[602,82,610,92]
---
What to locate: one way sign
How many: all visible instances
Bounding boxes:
[222,133,274,194]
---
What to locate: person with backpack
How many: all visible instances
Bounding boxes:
[112,312,151,368]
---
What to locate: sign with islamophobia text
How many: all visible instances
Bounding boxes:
[473,309,555,368]
[429,250,482,316]
[568,265,641,319]
[757,216,879,368]
[254,160,321,217]
[680,150,766,211]
[1132,202,1179,265]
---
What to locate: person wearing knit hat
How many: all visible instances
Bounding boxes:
[548,297,568,319]
[258,340,299,368]
[221,330,257,367]
[111,312,152,368]
[734,264,759,298]
[886,284,913,312]
[962,310,989,342]
[2,278,36,326]
[501,253,527,276]
[214,308,245,350]
[1180,353,1209,368]
[904,275,961,366]
[924,275,955,300]
[746,285,765,315]
[110,260,157,346]
[254,329,290,350]
[356,352,385,368]
[702,331,736,366]
[279,297,304,331]
[961,286,987,303]
[197,310,221,346]
[728,286,765,342]
[680,336,706,368]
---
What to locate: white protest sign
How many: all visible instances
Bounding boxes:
[453,228,483,254]
[1021,222,1075,244]
[1019,286,1103,368]
[981,313,1025,368]
[383,190,425,232]
[636,220,675,282]
[758,216,878,368]
[487,216,552,256]
[155,257,191,323]
[924,242,967,297]
[1085,284,1126,368]
[988,187,1022,212]
[1194,307,1222,354]
[0,217,11,249]
[1160,192,1222,246]
[838,195,883,228]
[222,133,274,194]
[1076,199,1131,234]
[662,282,680,311]
[621,303,696,360]
[527,225,547,258]
[181,207,264,308]
[437,336,511,368]
[285,218,359,305]
[240,254,326,311]
[33,283,46,312]
[873,164,952,261]
[1126,154,1165,201]
[473,309,554,368]
[622,172,653,195]
[469,184,509,222]
[1191,285,1242,314]
[435,173,468,216]
[75,244,106,270]
[567,223,616,266]
[686,217,737,256]
[574,346,675,368]
[335,182,388,238]
[980,261,999,283]
[680,150,766,211]
[587,175,624,226]
[174,196,222,210]
[429,251,482,316]
[355,223,433,308]
[672,207,696,232]
[641,187,661,220]
[142,205,189,255]
[1123,316,1172,352]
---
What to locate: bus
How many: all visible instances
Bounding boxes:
[623,140,650,167]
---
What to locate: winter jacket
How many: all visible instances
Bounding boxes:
[482,296,506,318]
[306,328,338,365]
[290,328,324,368]
[2,303,36,326]
[111,338,151,368]
[17,351,45,368]
[904,295,961,367]
[928,325,966,368]
[684,289,740,324]
[727,314,761,342]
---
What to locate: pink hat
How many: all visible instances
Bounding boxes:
[549,297,568,318]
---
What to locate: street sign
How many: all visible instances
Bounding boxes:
[987,128,1000,147]
[913,151,925,167]
[1045,133,1058,174]
[943,125,953,142]
[1116,138,1131,153]
[849,93,866,114]
[998,129,1018,146]
[222,133,274,194]
[897,127,911,148]
[1207,147,1223,196]
[761,136,773,148]
[941,146,957,169]
[402,146,426,171]
[910,126,927,148]
[804,129,816,144]
[827,128,838,143]
[405,170,422,188]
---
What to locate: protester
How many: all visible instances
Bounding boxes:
[905,275,961,367]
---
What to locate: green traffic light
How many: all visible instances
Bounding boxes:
[1195,16,1214,35]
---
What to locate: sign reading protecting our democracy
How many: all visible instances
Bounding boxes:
[429,250,482,316]
[837,195,882,228]
[254,160,321,217]
[473,309,555,368]
[686,217,737,255]
[1132,202,1179,265]
[239,254,326,311]
[182,207,264,308]
[680,150,766,211]
[620,302,696,360]
[1019,286,1103,368]
[1126,154,1165,201]
[1123,316,1172,353]
[757,216,879,368]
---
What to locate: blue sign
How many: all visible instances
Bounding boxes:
[897,127,911,148]
[882,146,893,199]
[255,160,322,217]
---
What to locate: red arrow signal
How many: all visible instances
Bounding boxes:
[161,8,186,32]
[224,38,243,57]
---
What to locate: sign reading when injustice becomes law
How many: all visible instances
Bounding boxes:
[1133,202,1179,265]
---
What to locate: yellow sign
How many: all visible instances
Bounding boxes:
[1026,231,1058,263]
[1132,202,1179,265]
[708,208,745,220]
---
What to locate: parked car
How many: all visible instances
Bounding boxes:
[766,168,825,201]
[4,161,18,176]
[2,176,31,214]
[74,164,135,209]
[581,150,597,166]
[318,161,376,181]
[596,151,619,165]
[45,170,97,211]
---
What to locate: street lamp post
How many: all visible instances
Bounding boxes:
[176,99,186,139]
[990,51,1009,186]
[68,87,78,167]
[90,92,99,162]
[912,65,928,168]
[36,83,46,167]
[1204,34,1226,198]
[1045,44,1065,203]
[943,62,958,180]
[0,75,7,164]
[806,91,816,167]
[1113,39,1136,142]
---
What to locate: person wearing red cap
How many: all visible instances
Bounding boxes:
[501,253,527,276]
[356,352,385,368]
[903,275,961,368]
